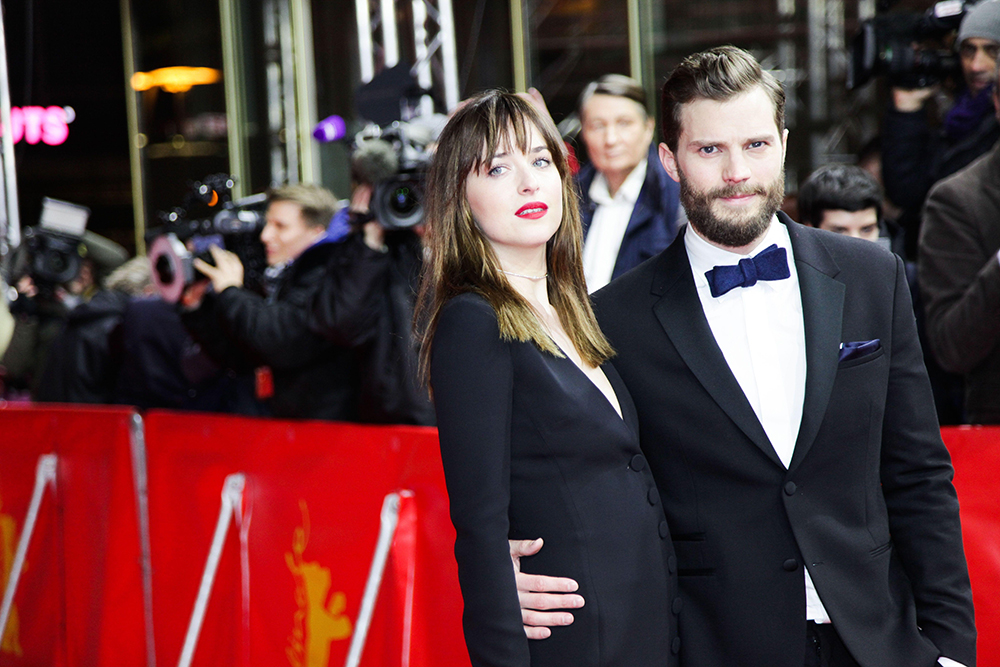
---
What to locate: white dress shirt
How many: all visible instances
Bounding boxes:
[582,159,647,293]
[685,218,834,624]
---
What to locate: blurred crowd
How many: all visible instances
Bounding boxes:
[5,0,1000,426]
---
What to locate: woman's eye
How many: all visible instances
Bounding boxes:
[487,165,506,176]
[533,157,551,168]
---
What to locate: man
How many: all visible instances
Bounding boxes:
[307,143,435,426]
[798,164,965,425]
[920,54,1000,424]
[181,183,358,420]
[797,164,885,244]
[577,74,683,291]
[883,0,1000,256]
[516,46,975,667]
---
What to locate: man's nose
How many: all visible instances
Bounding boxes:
[723,151,751,183]
[972,49,994,72]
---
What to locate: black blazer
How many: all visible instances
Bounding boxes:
[593,213,976,667]
[431,293,677,667]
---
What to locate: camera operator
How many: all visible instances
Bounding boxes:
[180,183,360,421]
[883,0,1000,256]
[1,230,128,398]
[307,140,435,426]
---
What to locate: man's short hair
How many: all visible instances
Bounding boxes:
[578,74,649,118]
[797,164,883,228]
[660,45,785,152]
[267,183,339,229]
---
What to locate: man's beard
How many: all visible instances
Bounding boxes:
[679,168,784,248]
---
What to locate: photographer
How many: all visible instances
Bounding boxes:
[883,0,1000,255]
[180,184,359,421]
[1,230,128,398]
[307,140,434,426]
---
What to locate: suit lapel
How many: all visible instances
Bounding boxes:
[784,217,845,470]
[651,231,781,467]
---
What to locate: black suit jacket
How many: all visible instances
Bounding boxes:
[593,213,976,667]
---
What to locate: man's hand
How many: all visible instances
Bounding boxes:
[193,245,245,294]
[510,538,584,639]
[891,86,936,113]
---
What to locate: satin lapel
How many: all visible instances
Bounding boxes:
[650,234,781,467]
[785,218,845,471]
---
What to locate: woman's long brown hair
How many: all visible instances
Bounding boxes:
[415,89,614,386]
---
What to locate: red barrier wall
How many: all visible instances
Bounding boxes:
[3,406,997,667]
[942,426,1000,665]
[0,404,146,667]
[140,410,468,667]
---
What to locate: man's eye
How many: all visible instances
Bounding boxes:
[700,146,717,155]
[749,141,765,149]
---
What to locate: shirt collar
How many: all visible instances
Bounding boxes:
[588,158,648,207]
[684,215,793,289]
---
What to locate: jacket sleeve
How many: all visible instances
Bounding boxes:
[919,176,1000,374]
[430,295,530,667]
[209,282,333,370]
[882,107,935,212]
[309,236,392,347]
[881,254,977,666]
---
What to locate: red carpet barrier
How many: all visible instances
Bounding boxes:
[942,426,1000,666]
[0,405,146,667]
[140,411,468,667]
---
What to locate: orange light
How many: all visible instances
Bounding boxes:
[207,190,219,207]
[130,67,221,94]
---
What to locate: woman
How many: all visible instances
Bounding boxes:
[417,90,676,666]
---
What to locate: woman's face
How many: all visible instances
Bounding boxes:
[464,122,563,263]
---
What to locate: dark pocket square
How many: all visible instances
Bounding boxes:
[839,339,881,362]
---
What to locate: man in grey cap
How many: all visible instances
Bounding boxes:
[883,0,1000,257]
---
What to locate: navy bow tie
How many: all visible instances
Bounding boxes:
[705,244,790,298]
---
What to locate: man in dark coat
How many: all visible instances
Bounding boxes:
[516,46,975,667]
[576,75,683,291]
[181,184,358,421]
[307,151,434,426]
[920,64,1000,424]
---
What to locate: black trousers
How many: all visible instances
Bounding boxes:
[804,622,862,667]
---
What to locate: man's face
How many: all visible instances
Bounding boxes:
[580,94,655,187]
[659,85,787,250]
[817,207,880,242]
[960,37,1000,95]
[260,200,325,266]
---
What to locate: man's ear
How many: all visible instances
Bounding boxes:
[659,143,680,183]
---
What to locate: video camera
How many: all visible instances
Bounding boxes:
[352,117,443,230]
[20,197,91,288]
[849,0,971,90]
[147,174,269,303]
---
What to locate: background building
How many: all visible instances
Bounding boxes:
[0,0,934,256]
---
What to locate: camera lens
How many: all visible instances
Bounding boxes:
[390,185,419,216]
[154,254,175,284]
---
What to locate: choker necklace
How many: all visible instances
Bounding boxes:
[502,270,548,281]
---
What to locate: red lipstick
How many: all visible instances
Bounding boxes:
[516,202,548,219]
